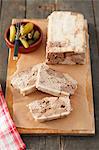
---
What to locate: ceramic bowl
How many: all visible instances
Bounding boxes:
[4,22,43,53]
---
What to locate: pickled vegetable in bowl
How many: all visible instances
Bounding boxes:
[4,22,43,53]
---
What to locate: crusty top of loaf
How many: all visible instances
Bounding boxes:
[47,11,88,53]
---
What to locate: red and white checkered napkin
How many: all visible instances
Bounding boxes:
[0,85,26,150]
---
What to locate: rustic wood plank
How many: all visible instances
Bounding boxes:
[26,0,56,18]
[22,135,40,150]
[56,0,99,149]
[0,0,25,92]
[45,136,60,150]
[93,0,99,51]
[0,0,2,18]
[22,136,47,150]
[38,136,46,150]
[61,136,99,150]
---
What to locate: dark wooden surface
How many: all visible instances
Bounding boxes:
[0,0,99,149]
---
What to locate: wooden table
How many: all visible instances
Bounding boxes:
[0,0,99,149]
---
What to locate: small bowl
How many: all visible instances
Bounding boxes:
[4,22,43,53]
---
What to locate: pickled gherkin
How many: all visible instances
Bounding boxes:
[20,23,34,36]
[20,25,24,36]
[28,39,35,45]
[9,25,16,43]
[19,37,29,48]
[33,30,40,41]
[9,22,41,50]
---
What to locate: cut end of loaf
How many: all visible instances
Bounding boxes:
[36,63,77,97]
[10,64,40,96]
[28,96,72,122]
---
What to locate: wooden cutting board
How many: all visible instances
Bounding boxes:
[5,19,95,135]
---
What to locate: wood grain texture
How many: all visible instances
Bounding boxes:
[93,0,99,51]
[0,0,25,92]
[39,136,46,150]
[0,0,1,18]
[61,136,99,150]
[22,135,40,150]
[45,136,60,150]
[22,136,46,150]
[26,0,56,18]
